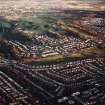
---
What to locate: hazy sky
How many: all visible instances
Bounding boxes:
[65,0,105,3]
[0,0,105,17]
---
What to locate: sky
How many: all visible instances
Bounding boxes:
[65,0,105,3]
[0,0,105,17]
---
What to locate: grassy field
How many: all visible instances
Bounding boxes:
[36,54,64,62]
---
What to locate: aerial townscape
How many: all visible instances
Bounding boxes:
[0,0,105,105]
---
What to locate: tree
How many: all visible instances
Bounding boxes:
[0,21,11,33]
